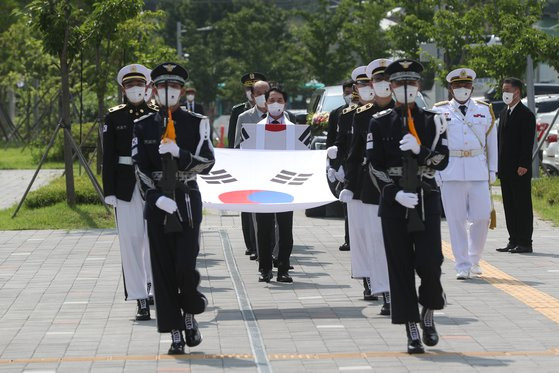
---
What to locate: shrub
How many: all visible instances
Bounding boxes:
[25,174,103,209]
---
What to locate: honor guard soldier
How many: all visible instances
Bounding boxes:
[433,68,497,279]
[341,58,395,316]
[328,66,378,301]
[227,72,266,148]
[367,59,449,354]
[102,64,156,321]
[132,62,215,354]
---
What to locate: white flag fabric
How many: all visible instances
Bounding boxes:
[198,148,336,213]
[240,123,311,150]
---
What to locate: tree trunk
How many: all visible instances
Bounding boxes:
[95,44,105,175]
[61,1,75,206]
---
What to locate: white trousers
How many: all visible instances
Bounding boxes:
[441,180,491,272]
[115,185,152,300]
[347,200,390,294]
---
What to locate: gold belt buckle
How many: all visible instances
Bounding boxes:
[462,150,472,157]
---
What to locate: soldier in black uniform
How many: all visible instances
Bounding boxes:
[102,64,157,321]
[342,58,395,316]
[132,62,215,354]
[226,72,266,148]
[367,59,449,354]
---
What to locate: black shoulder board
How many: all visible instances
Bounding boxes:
[134,112,155,123]
[342,104,358,115]
[356,103,373,114]
[187,111,207,119]
[108,104,126,113]
[373,108,392,118]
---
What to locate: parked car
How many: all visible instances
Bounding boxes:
[540,110,559,175]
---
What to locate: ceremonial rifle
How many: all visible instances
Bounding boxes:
[399,84,425,232]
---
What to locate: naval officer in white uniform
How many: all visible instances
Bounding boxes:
[433,68,497,280]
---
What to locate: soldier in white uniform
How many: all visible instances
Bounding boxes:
[433,68,497,280]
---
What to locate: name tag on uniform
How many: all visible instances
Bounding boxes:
[116,125,127,130]
[144,139,157,145]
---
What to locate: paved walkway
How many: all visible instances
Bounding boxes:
[0,170,63,209]
[1,195,559,372]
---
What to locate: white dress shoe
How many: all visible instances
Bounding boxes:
[456,270,470,280]
[470,264,482,276]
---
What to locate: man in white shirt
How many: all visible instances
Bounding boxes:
[433,68,497,280]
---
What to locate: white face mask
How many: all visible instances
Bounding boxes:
[357,86,375,101]
[393,85,418,104]
[254,94,266,108]
[267,102,284,117]
[186,94,195,102]
[373,81,391,98]
[156,87,181,107]
[125,86,146,104]
[502,92,515,105]
[144,90,152,102]
[343,94,353,105]
[245,90,253,102]
[453,87,472,102]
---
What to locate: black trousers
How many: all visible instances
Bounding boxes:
[381,215,445,324]
[343,203,350,245]
[500,176,533,247]
[256,211,293,274]
[241,212,257,253]
[146,190,206,333]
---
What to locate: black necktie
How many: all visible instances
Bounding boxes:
[272,120,280,124]
[459,105,467,116]
[261,113,266,119]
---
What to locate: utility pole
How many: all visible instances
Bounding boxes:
[526,55,538,178]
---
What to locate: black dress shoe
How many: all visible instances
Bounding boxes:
[184,315,203,347]
[362,279,378,301]
[277,273,293,283]
[148,295,154,306]
[406,322,425,354]
[339,243,350,251]
[420,307,439,347]
[259,270,273,282]
[380,293,390,316]
[496,243,516,252]
[245,249,255,255]
[510,245,533,253]
[135,299,150,321]
[168,341,185,354]
[250,254,258,261]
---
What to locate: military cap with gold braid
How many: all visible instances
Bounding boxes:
[241,72,267,87]
[151,62,188,86]
[117,64,150,86]
[366,58,393,78]
[351,66,370,83]
[446,67,476,83]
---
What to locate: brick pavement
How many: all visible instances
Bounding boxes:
[1,199,559,372]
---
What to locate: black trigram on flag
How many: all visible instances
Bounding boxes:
[271,170,313,185]
[299,126,311,148]
[199,169,237,184]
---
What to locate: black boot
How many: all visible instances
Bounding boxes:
[363,278,378,301]
[338,242,350,251]
[135,298,150,321]
[406,322,425,354]
[147,282,154,305]
[184,313,202,347]
[420,307,439,346]
[168,329,185,354]
[380,292,390,316]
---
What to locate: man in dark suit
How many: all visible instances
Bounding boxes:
[183,87,205,115]
[496,77,536,254]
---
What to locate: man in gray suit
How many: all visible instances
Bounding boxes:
[234,80,271,148]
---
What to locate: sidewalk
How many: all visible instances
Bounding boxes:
[0,199,559,372]
[0,170,63,209]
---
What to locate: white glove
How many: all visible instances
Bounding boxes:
[327,167,336,183]
[395,191,418,209]
[155,196,178,214]
[326,145,338,160]
[399,134,420,155]
[335,165,345,182]
[159,140,180,158]
[104,195,117,207]
[339,189,354,203]
[489,171,496,184]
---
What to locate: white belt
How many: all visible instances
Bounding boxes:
[118,156,133,165]
[449,149,483,157]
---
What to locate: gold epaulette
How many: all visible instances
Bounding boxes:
[342,104,359,115]
[474,99,490,106]
[147,102,158,111]
[434,100,449,107]
[356,103,373,114]
[108,104,126,113]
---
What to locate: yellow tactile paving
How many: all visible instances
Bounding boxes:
[442,241,559,324]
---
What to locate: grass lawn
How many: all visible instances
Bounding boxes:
[532,196,559,227]
[0,202,114,230]
[0,147,64,169]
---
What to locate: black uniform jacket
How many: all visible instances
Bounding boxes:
[102,102,157,201]
[345,100,395,204]
[227,101,251,148]
[326,104,347,148]
[333,104,359,170]
[367,105,449,219]
[497,102,536,179]
[132,107,215,220]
